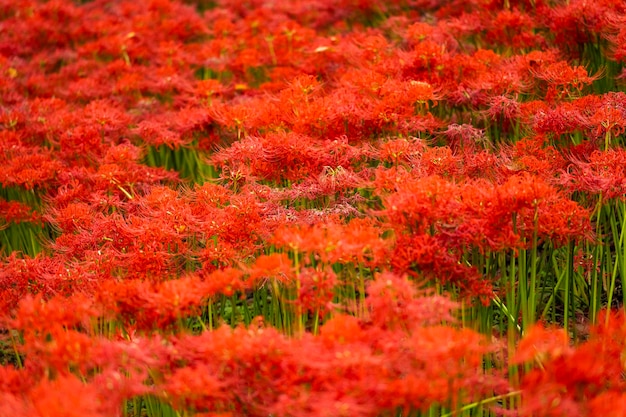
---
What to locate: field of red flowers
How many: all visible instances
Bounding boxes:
[1,0,626,415]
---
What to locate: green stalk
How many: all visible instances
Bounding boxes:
[527,208,539,326]
[270,279,283,331]
[492,294,521,334]
[143,395,182,417]
[589,198,605,324]
[608,199,626,309]
[439,391,522,417]
[10,331,23,369]
[541,252,567,321]
[358,263,367,319]
[589,239,602,325]
[125,397,143,417]
[293,248,304,337]
[311,309,320,335]
[519,246,528,332]
[563,240,575,334]
[207,299,214,331]
[143,144,217,184]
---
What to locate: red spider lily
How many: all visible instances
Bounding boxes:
[245,253,293,285]
[485,9,546,50]
[319,314,364,346]
[20,374,117,417]
[81,99,131,137]
[9,295,164,379]
[0,200,41,226]
[386,326,496,412]
[537,200,593,247]
[414,146,463,177]
[208,99,266,139]
[93,270,248,331]
[558,148,626,199]
[405,21,436,45]
[532,102,591,138]
[275,76,333,137]
[164,295,500,416]
[0,255,68,315]
[545,0,624,54]
[193,79,229,104]
[588,92,626,143]
[471,174,592,247]
[469,50,528,94]
[531,61,601,101]
[378,136,428,166]
[167,325,308,415]
[514,310,626,417]
[313,165,367,196]
[199,267,249,297]
[453,149,501,181]
[484,94,522,130]
[364,272,458,330]
[498,135,566,179]
[48,214,196,282]
[590,104,626,142]
[193,182,233,208]
[290,266,338,315]
[441,123,488,152]
[378,172,591,296]
[56,125,110,166]
[370,165,414,194]
[379,174,462,235]
[212,131,372,185]
[8,293,96,336]
[212,132,317,182]
[6,98,71,147]
[93,143,180,198]
[134,119,188,149]
[0,143,62,191]
[95,277,205,331]
[271,218,388,266]
[162,364,232,412]
[390,234,494,300]
[0,335,159,415]
[0,364,33,401]
[44,202,94,233]
[513,323,570,365]
[610,21,626,63]
[519,98,551,124]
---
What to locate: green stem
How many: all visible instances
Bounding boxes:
[439,391,523,417]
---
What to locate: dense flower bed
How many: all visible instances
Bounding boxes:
[1,0,626,415]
